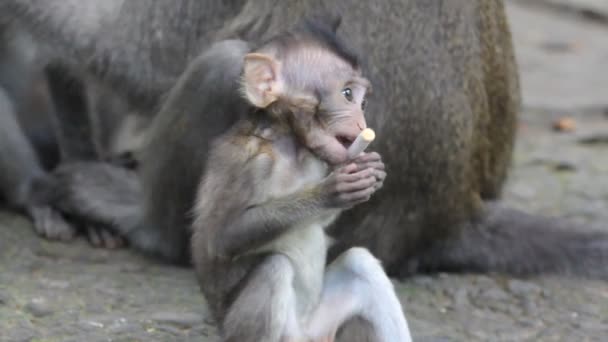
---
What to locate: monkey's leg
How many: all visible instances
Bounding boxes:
[44,63,98,162]
[43,70,138,249]
[306,248,412,342]
[0,87,75,240]
[222,255,298,342]
[85,222,127,249]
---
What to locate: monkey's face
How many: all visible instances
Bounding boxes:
[305,75,370,165]
[275,47,371,165]
[241,47,370,165]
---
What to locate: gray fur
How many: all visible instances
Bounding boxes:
[2,0,244,108]
[188,37,409,337]
[4,0,608,282]
[0,22,75,239]
[0,87,44,206]
[0,21,142,244]
[415,202,608,279]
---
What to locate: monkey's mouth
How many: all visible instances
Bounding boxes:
[336,135,354,149]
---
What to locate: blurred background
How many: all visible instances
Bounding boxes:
[0,0,607,341]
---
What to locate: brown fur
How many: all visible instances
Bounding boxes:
[7,1,608,281]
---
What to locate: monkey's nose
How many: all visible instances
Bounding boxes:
[356,118,367,131]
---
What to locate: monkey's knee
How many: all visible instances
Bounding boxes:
[333,247,389,283]
[331,247,412,341]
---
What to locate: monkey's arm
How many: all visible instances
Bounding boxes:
[215,188,334,258]
[198,149,375,258]
[196,146,334,258]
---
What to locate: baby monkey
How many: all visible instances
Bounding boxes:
[192,20,411,342]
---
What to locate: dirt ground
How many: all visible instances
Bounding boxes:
[1,1,607,341]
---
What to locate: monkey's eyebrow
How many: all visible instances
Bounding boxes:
[345,76,371,90]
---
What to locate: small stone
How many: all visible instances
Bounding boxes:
[39,278,70,290]
[578,133,608,145]
[156,324,185,336]
[510,184,537,199]
[189,325,213,337]
[120,263,146,273]
[473,287,511,309]
[150,312,204,328]
[521,298,539,316]
[539,39,579,53]
[552,117,576,132]
[108,318,140,334]
[507,279,542,299]
[25,298,53,317]
[78,320,105,331]
[411,276,435,288]
[7,328,35,342]
[0,290,11,305]
[553,161,577,172]
[453,287,469,307]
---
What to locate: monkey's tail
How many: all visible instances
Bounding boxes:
[418,202,608,279]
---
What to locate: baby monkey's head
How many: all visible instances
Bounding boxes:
[241,17,371,165]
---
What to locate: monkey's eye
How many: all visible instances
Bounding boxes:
[341,88,353,102]
[361,98,367,110]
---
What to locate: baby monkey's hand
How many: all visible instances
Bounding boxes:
[351,151,386,191]
[320,152,385,209]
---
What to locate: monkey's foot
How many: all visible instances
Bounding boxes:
[106,151,139,170]
[86,224,128,249]
[28,205,77,241]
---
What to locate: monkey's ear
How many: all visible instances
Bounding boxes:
[242,53,284,108]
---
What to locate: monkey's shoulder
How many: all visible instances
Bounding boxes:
[209,130,276,170]
[207,123,328,201]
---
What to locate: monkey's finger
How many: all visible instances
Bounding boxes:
[101,229,127,249]
[337,176,376,194]
[373,169,387,182]
[34,208,57,238]
[55,221,77,241]
[354,165,386,181]
[355,161,385,172]
[100,229,120,249]
[340,186,375,207]
[336,163,358,174]
[30,206,76,241]
[374,179,385,191]
[114,235,128,248]
[372,169,386,191]
[334,168,374,184]
[352,151,382,163]
[87,226,103,247]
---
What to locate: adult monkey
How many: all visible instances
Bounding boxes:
[0,18,148,245]
[0,20,88,240]
[3,0,608,279]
